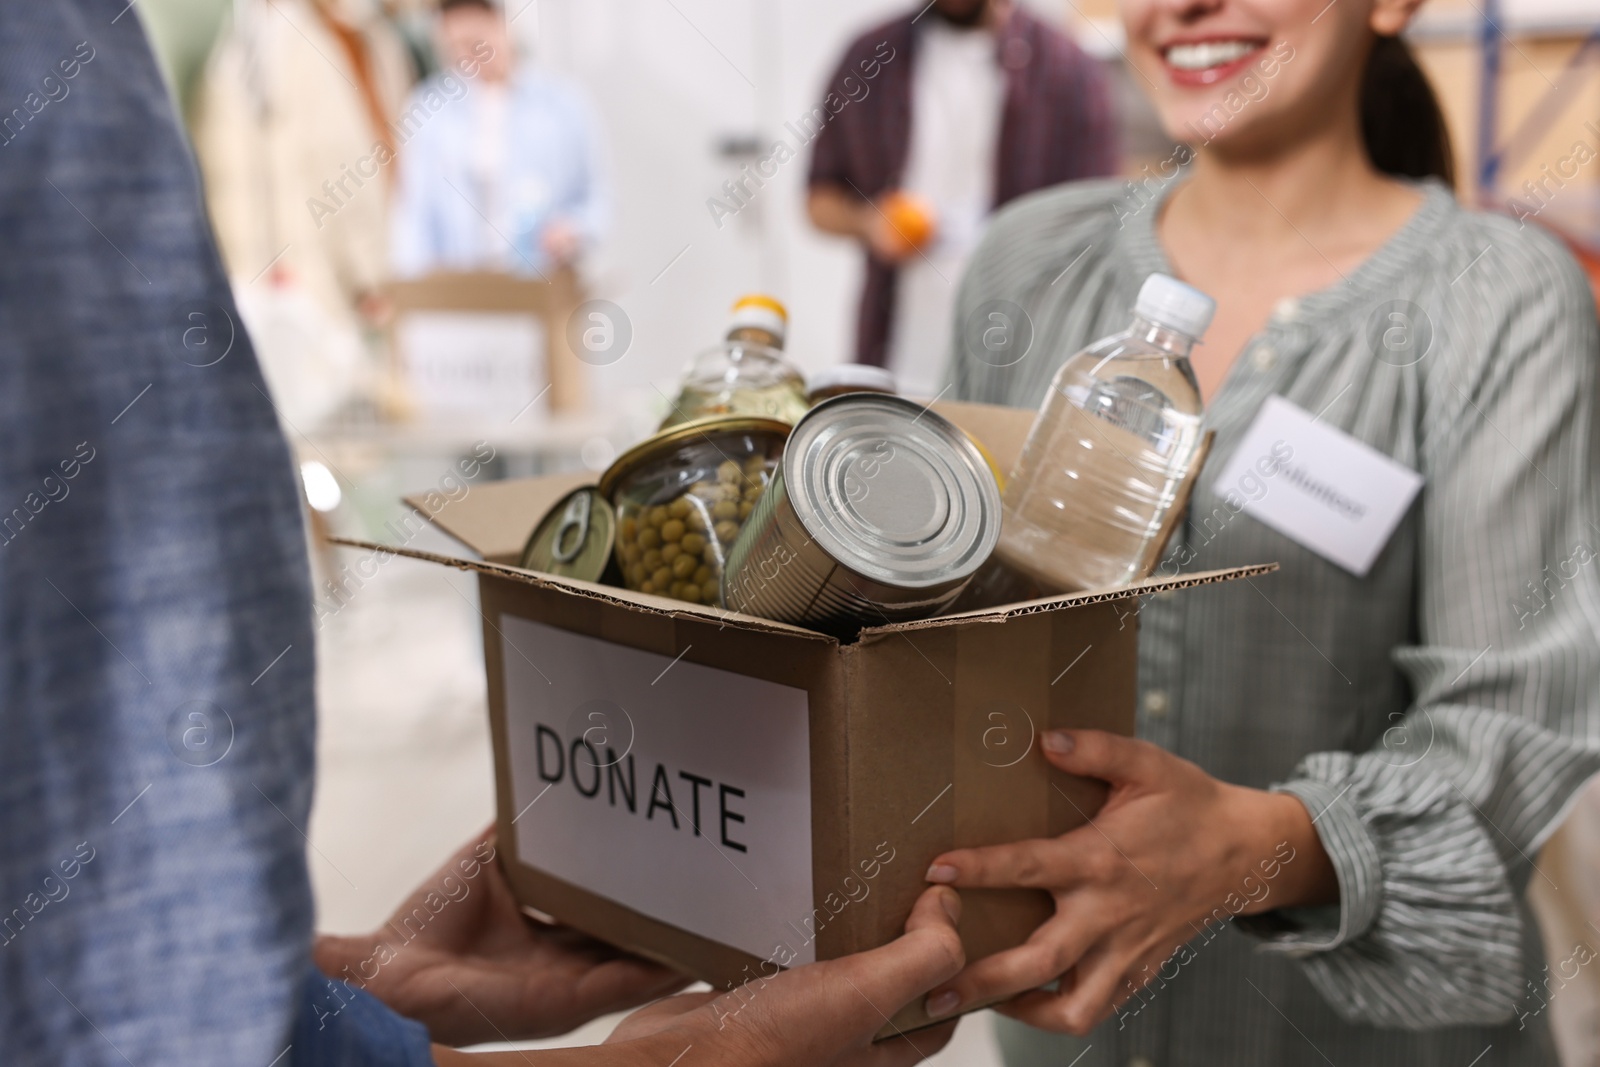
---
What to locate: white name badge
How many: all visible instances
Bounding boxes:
[500,617,817,963]
[1211,395,1423,576]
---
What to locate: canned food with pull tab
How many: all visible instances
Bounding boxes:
[519,486,619,584]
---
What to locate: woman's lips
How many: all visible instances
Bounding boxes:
[1160,39,1268,87]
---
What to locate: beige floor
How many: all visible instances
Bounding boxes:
[306,530,1002,1062]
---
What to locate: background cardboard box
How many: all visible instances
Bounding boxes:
[335,400,1270,1034]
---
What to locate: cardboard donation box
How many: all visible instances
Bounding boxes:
[335,401,1270,1033]
[386,269,588,419]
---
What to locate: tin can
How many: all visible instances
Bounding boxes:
[722,394,1001,636]
[519,485,619,583]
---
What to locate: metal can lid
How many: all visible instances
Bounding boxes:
[520,486,616,582]
[783,395,1001,589]
[598,415,792,499]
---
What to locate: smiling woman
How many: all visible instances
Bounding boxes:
[938,0,1600,1060]
[1173,40,1294,144]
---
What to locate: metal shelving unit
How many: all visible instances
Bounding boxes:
[1470,0,1600,250]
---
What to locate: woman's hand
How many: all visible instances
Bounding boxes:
[921,729,1337,1035]
[601,885,966,1067]
[315,827,689,1047]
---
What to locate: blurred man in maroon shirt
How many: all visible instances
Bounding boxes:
[807,0,1117,393]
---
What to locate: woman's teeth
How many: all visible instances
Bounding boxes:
[1164,40,1261,70]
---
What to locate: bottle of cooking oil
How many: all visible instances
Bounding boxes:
[659,295,810,429]
[996,274,1214,591]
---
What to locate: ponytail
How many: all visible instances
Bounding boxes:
[1359,35,1455,186]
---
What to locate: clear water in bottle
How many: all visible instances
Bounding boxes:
[996,274,1215,591]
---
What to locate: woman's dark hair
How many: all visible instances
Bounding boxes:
[1359,35,1456,186]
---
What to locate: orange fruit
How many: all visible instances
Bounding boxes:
[881,191,937,254]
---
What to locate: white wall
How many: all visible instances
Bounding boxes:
[514,0,925,423]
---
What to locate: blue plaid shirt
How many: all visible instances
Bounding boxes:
[0,5,430,1064]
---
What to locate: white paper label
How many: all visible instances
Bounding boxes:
[499,617,816,964]
[1211,396,1424,576]
[398,310,547,422]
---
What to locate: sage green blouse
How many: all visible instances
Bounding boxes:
[948,178,1600,1067]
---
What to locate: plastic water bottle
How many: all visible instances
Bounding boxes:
[996,274,1215,591]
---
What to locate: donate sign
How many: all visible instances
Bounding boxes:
[500,617,816,963]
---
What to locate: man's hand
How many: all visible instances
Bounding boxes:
[598,885,965,1067]
[541,218,583,265]
[806,185,935,265]
[315,827,688,1047]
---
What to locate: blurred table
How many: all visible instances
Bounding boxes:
[305,407,621,479]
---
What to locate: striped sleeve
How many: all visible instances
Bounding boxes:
[1257,221,1600,1028]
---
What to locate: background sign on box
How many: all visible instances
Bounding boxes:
[500,617,816,963]
[398,310,548,422]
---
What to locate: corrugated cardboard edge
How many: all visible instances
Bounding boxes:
[328,536,837,643]
[862,562,1280,639]
[332,536,1276,645]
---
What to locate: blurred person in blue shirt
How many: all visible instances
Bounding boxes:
[390,0,608,278]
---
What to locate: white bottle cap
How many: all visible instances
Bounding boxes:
[1135,273,1215,340]
[807,364,898,397]
[728,294,788,346]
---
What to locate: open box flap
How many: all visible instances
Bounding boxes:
[328,536,837,643]
[406,471,594,564]
[333,534,1275,646]
[931,398,1033,472]
[857,562,1280,641]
